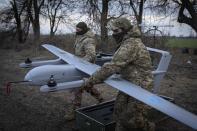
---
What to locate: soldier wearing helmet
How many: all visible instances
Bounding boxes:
[64,22,103,121]
[82,18,155,131]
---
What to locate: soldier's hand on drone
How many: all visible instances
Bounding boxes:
[82,78,93,90]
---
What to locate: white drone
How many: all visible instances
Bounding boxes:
[7,44,197,130]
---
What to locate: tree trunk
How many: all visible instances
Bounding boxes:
[27,0,43,42]
[178,0,197,32]
[11,0,25,43]
[138,0,144,30]
[32,23,40,40]
[32,17,40,40]
[100,0,109,48]
[50,28,55,38]
[130,0,145,31]
[33,0,40,40]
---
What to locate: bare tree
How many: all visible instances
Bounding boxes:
[177,0,197,32]
[84,0,110,45]
[27,0,45,41]
[0,8,15,32]
[42,0,75,37]
[45,0,63,37]
[11,0,30,43]
[100,0,109,44]
[83,0,127,46]
[147,0,197,33]
[0,0,30,43]
[0,8,16,44]
[129,0,146,26]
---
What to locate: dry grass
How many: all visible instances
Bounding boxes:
[0,35,197,131]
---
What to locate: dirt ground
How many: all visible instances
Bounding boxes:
[0,46,197,131]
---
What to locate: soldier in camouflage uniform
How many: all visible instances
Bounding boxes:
[65,22,103,121]
[82,18,155,131]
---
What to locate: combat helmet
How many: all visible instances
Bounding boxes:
[108,17,133,31]
[76,22,89,35]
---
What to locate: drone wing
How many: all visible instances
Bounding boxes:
[42,44,100,75]
[42,44,197,130]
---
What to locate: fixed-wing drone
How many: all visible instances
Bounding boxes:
[13,44,197,129]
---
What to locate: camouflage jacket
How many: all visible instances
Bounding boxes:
[74,30,96,63]
[89,26,153,90]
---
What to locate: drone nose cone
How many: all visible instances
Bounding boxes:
[24,72,32,81]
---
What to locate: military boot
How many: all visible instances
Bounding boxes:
[142,122,155,131]
[64,105,76,121]
[98,97,104,103]
[147,122,155,131]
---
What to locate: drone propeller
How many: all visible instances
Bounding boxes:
[18,56,49,62]
[47,75,57,87]
[25,58,32,64]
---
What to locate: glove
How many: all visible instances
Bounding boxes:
[82,78,94,91]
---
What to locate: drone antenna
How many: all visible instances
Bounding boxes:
[5,81,29,95]
[139,24,174,28]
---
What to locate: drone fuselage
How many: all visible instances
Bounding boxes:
[21,48,171,93]
[24,64,88,86]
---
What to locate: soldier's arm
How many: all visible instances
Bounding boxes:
[89,40,140,84]
[83,38,96,62]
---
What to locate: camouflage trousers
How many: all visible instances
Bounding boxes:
[113,92,155,131]
[71,86,103,108]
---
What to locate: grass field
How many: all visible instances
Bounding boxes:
[166,38,197,48]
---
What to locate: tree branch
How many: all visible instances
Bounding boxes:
[177,3,192,26]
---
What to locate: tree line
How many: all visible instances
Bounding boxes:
[0,0,196,44]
